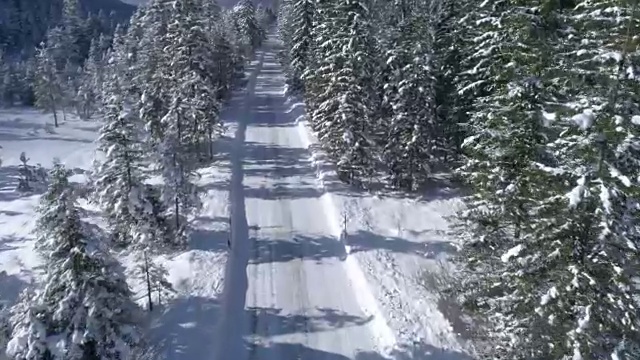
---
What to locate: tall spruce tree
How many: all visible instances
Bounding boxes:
[286,0,315,92]
[6,163,144,360]
[521,0,640,357]
[305,0,378,186]
[33,39,64,127]
[450,0,568,357]
[381,5,436,190]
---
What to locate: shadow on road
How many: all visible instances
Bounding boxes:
[250,234,347,265]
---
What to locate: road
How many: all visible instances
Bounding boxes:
[214,35,384,360]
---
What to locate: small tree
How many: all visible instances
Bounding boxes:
[15,152,44,192]
[33,35,65,127]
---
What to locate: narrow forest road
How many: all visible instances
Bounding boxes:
[213,35,390,360]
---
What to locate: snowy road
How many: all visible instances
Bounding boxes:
[213,36,388,359]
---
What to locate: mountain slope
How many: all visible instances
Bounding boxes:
[0,0,134,55]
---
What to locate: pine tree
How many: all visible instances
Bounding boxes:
[93,75,149,248]
[33,40,64,127]
[286,0,315,92]
[0,300,9,356]
[6,163,144,360]
[305,0,378,186]
[75,41,103,120]
[520,0,640,357]
[449,0,570,357]
[276,0,294,72]
[232,0,263,55]
[432,0,469,162]
[381,6,436,190]
[60,0,85,66]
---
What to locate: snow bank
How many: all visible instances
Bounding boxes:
[292,101,398,354]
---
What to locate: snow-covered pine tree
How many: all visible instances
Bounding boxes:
[60,60,81,120]
[0,299,9,356]
[15,152,42,192]
[209,24,237,101]
[166,0,223,161]
[286,0,315,93]
[516,0,640,357]
[199,0,236,102]
[232,0,263,55]
[6,163,144,360]
[60,0,85,67]
[130,0,177,150]
[147,0,224,246]
[33,39,64,127]
[93,74,149,248]
[0,50,10,107]
[220,8,247,79]
[75,41,104,120]
[432,0,469,162]
[381,3,436,191]
[255,4,272,31]
[449,0,569,357]
[305,0,378,187]
[276,0,294,72]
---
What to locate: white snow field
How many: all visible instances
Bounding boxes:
[0,34,473,360]
[212,35,473,360]
[0,110,99,309]
[0,108,233,359]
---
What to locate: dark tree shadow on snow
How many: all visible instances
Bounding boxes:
[0,235,28,254]
[250,234,347,265]
[356,342,474,360]
[0,117,94,143]
[246,306,373,337]
[0,271,28,307]
[189,216,230,253]
[149,297,221,360]
[345,230,457,260]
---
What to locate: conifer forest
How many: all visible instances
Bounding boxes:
[0,0,639,359]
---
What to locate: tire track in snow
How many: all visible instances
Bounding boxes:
[213,48,266,360]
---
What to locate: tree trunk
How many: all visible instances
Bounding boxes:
[175,195,180,231]
[144,251,153,311]
[50,94,59,127]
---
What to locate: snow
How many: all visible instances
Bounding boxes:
[1,34,472,360]
[0,110,231,360]
[0,109,98,298]
[631,115,640,125]
[567,176,587,208]
[501,244,523,263]
[571,109,595,130]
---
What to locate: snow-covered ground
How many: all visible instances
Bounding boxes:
[0,34,473,360]
[0,110,98,300]
[0,113,233,360]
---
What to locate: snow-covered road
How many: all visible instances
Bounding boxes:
[214,36,390,359]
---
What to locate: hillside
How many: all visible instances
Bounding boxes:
[0,0,134,56]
